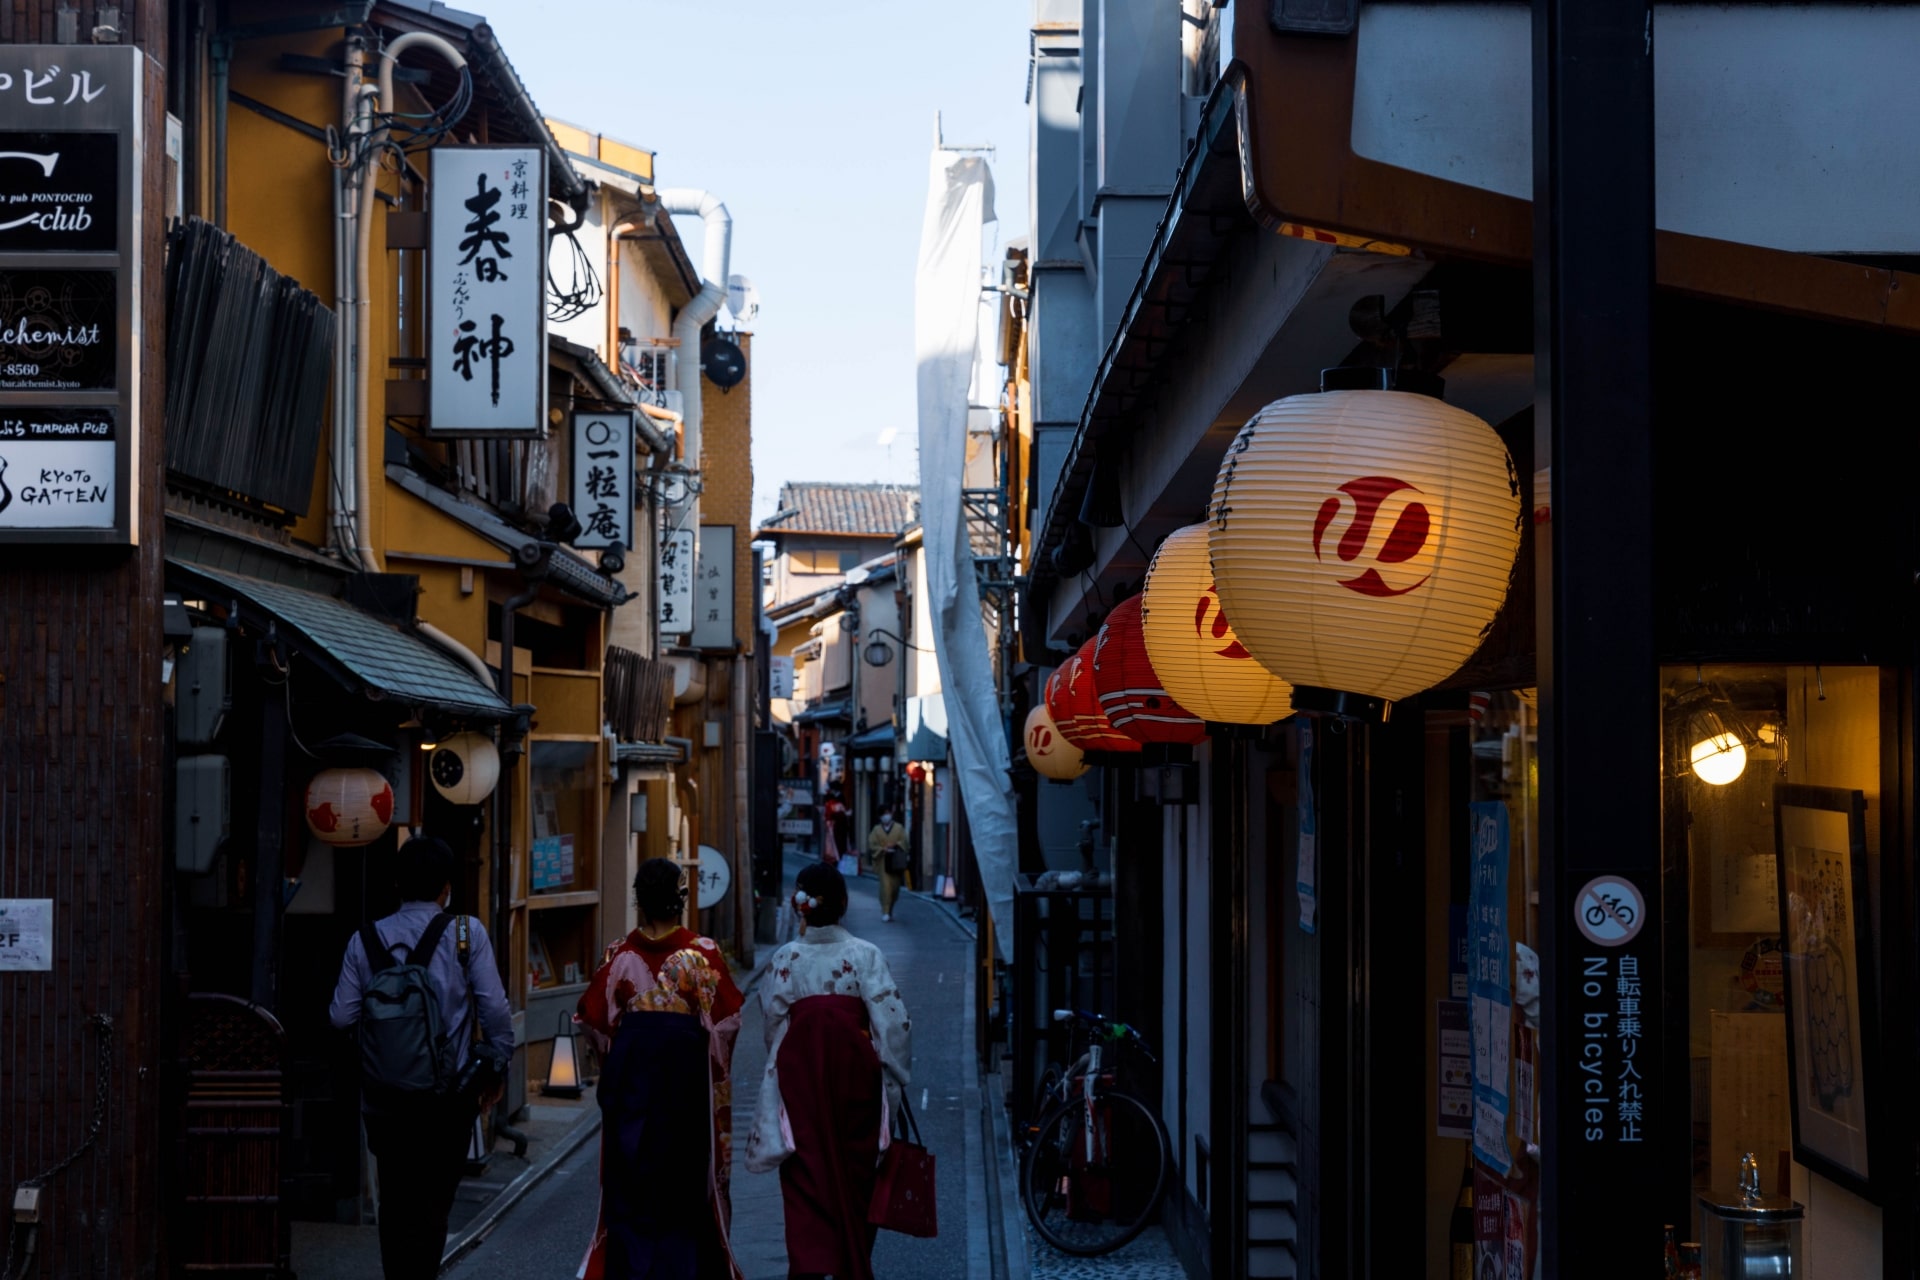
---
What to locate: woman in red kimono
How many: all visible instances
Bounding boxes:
[577,859,744,1280]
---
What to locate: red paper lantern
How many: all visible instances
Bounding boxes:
[1045,642,1140,753]
[1091,596,1207,745]
[305,767,395,847]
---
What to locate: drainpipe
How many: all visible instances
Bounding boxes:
[212,37,230,227]
[656,189,732,537]
[416,620,498,689]
[608,218,643,369]
[353,32,470,572]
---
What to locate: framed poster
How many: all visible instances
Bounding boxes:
[1774,784,1879,1197]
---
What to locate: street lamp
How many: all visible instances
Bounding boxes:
[862,628,926,668]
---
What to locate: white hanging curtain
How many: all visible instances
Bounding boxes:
[914,149,1015,960]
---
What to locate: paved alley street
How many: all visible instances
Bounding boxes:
[446,862,982,1279]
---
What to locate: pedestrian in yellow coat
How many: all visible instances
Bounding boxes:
[867,809,910,921]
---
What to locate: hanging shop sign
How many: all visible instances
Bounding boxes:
[1208,389,1521,716]
[428,146,546,437]
[1023,702,1089,781]
[695,843,732,910]
[570,409,633,549]
[692,524,736,650]
[0,46,143,546]
[1139,522,1293,726]
[1090,595,1207,746]
[658,526,694,636]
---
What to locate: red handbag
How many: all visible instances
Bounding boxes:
[869,1097,938,1237]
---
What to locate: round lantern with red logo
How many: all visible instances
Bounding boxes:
[1140,523,1294,725]
[1090,595,1207,745]
[1045,643,1141,753]
[305,767,395,847]
[1023,702,1089,781]
[1208,389,1521,716]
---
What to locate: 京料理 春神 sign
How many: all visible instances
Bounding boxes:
[427,146,546,437]
[0,46,143,546]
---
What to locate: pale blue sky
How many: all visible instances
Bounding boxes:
[477,0,1033,522]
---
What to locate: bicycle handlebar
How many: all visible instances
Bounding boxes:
[1051,1009,1157,1063]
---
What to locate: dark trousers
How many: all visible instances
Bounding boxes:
[365,1101,474,1280]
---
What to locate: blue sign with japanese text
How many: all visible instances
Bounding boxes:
[1469,801,1512,1172]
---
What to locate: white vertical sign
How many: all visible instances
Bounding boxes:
[692,524,735,649]
[570,410,633,549]
[659,527,694,636]
[429,146,546,436]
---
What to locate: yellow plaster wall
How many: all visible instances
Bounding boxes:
[700,334,756,653]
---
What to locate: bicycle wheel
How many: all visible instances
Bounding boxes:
[1020,1088,1170,1256]
[1021,1065,1065,1150]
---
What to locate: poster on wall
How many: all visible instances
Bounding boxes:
[1469,800,1513,1173]
[569,409,632,549]
[0,899,52,971]
[427,146,546,437]
[1437,998,1472,1139]
[0,46,144,546]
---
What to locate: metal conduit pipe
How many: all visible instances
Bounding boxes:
[414,620,499,689]
[656,190,732,534]
[353,33,470,572]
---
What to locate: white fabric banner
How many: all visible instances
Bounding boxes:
[914,151,1016,960]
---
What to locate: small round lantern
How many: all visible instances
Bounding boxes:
[305,767,395,847]
[1091,596,1207,744]
[429,730,501,805]
[1023,703,1089,781]
[1045,645,1141,753]
[1209,389,1520,715]
[1140,523,1294,726]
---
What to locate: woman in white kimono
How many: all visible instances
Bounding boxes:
[745,863,911,1280]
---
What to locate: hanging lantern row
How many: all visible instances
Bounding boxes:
[1139,523,1294,726]
[1090,596,1207,745]
[1045,647,1141,754]
[1206,388,1521,717]
[1023,702,1089,781]
[306,767,395,847]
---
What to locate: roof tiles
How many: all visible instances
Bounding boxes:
[758,482,919,537]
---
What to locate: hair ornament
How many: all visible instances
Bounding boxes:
[793,890,819,913]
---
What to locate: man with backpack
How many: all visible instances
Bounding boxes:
[329,836,514,1279]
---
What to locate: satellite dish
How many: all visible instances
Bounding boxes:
[701,335,746,389]
[726,274,760,324]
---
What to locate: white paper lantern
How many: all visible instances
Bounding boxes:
[429,730,501,804]
[1209,390,1520,711]
[1140,523,1294,726]
[1023,703,1089,781]
[305,767,394,847]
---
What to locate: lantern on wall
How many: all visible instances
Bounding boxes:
[429,730,501,805]
[1045,645,1141,753]
[305,767,395,847]
[1140,523,1294,726]
[1091,596,1207,745]
[1023,703,1089,781]
[1208,389,1521,716]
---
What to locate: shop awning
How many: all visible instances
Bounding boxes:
[844,724,896,753]
[793,700,852,725]
[168,560,512,719]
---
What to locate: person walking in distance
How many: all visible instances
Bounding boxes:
[745,864,912,1280]
[867,806,910,922]
[575,859,746,1280]
[329,836,513,1280]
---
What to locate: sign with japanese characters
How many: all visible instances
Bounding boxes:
[1469,801,1513,1173]
[695,843,732,910]
[0,898,52,971]
[692,524,735,649]
[569,409,632,549]
[428,146,545,437]
[658,526,694,636]
[0,46,143,546]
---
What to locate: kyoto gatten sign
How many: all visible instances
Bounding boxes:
[0,46,143,545]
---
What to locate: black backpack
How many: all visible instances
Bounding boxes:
[358,911,471,1098]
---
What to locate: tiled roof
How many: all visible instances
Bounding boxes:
[168,561,511,718]
[758,482,919,537]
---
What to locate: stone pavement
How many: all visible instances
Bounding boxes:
[728,861,983,1280]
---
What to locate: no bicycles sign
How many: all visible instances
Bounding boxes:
[1574,876,1645,947]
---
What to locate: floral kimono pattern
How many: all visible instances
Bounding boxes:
[577,930,743,1280]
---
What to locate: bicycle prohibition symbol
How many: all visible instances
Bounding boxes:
[1018,1010,1171,1256]
[1575,875,1646,947]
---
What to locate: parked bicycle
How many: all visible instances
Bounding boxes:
[1019,1009,1171,1256]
